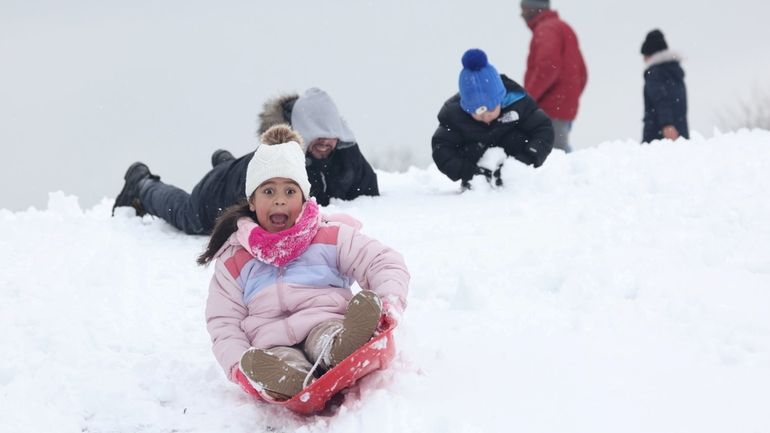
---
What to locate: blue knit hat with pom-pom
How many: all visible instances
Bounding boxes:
[458,49,506,115]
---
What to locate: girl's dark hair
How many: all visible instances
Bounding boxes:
[197,199,255,266]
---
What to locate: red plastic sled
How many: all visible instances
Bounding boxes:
[236,316,397,415]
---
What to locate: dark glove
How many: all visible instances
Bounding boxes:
[492,165,503,186]
[475,164,504,186]
[474,166,493,180]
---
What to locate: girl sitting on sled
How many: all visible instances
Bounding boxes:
[199,124,409,401]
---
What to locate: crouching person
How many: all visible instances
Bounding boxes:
[432,48,554,190]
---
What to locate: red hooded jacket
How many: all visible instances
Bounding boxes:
[524,10,588,121]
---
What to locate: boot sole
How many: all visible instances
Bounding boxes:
[240,349,308,399]
[330,290,382,365]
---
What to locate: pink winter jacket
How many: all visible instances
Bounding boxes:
[205,214,410,381]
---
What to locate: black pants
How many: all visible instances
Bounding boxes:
[138,180,207,235]
[137,157,250,235]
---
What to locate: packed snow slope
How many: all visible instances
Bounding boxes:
[2,131,770,433]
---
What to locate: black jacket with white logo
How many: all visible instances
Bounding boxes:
[432,75,554,182]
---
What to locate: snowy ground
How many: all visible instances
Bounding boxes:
[2,131,770,433]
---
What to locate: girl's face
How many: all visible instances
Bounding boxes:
[249,178,304,233]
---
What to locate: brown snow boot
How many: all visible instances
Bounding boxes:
[329,290,382,366]
[239,347,313,400]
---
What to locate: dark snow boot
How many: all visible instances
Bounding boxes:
[111,162,159,217]
[239,348,313,401]
[329,290,382,366]
[211,149,235,168]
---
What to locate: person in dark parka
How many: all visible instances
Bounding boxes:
[258,88,379,206]
[641,29,689,143]
[432,49,554,189]
[111,88,378,235]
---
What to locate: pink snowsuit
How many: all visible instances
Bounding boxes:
[205,212,410,381]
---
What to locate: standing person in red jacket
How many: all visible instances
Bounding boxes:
[521,0,587,153]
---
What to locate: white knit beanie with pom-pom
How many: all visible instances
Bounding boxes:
[244,124,311,199]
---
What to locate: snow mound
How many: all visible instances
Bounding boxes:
[2,131,770,432]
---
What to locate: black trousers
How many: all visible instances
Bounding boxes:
[139,180,207,235]
[136,156,251,235]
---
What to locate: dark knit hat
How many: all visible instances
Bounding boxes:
[641,29,668,56]
[521,0,550,8]
[458,49,506,115]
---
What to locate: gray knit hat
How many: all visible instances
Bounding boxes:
[521,0,550,8]
[290,88,356,150]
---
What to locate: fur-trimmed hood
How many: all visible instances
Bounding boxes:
[258,93,300,136]
[645,49,683,68]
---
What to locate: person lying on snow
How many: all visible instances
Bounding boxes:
[198,124,409,401]
[111,88,378,235]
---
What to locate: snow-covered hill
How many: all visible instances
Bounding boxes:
[2,131,770,433]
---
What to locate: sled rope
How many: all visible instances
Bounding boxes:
[304,327,342,388]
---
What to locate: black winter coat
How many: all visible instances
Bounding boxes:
[643,60,689,143]
[432,75,554,183]
[306,146,379,206]
[194,154,252,231]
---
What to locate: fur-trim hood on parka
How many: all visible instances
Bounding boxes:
[257,93,300,136]
[645,49,683,68]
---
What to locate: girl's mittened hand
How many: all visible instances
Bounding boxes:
[233,367,260,397]
[231,364,242,382]
[381,294,405,324]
